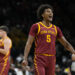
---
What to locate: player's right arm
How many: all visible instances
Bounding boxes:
[22,24,38,66]
[22,35,34,66]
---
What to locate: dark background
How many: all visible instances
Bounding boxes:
[0,0,75,65]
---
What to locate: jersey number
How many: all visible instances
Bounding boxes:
[46,35,51,43]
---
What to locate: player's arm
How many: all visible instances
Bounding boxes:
[0,38,12,55]
[24,24,38,60]
[58,36,75,54]
[22,24,38,66]
[22,35,34,66]
[24,35,34,60]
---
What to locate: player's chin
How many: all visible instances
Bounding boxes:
[48,18,53,22]
[49,19,53,22]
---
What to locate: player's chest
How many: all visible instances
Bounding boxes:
[39,27,57,37]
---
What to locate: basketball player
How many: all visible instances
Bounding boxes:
[22,4,75,75]
[0,26,12,75]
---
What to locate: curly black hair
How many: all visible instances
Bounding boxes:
[37,4,53,20]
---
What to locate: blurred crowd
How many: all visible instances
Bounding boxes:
[0,0,75,75]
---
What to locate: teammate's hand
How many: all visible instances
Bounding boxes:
[22,59,28,66]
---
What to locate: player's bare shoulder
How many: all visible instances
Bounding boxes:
[4,37,12,43]
[4,37,12,48]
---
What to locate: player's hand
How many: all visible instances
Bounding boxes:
[22,59,28,66]
[72,54,75,61]
[25,66,31,71]
[72,50,75,54]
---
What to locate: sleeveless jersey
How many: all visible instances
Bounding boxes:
[0,37,12,62]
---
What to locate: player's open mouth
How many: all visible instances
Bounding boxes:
[49,16,53,18]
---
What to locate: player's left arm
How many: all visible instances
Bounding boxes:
[58,36,75,54]
[0,38,12,55]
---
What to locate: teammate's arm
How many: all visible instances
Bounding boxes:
[0,39,11,55]
[58,36,75,54]
[22,35,34,66]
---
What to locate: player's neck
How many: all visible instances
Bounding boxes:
[42,20,52,27]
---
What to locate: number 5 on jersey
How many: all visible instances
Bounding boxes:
[46,35,51,43]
